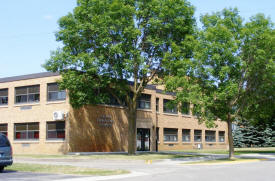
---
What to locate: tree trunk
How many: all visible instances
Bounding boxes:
[127,105,137,155]
[227,119,234,159]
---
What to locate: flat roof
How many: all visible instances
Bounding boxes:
[0,72,175,96]
[0,72,60,83]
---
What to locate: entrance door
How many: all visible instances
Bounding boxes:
[137,128,150,151]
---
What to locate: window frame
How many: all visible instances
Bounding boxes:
[164,128,178,142]
[0,123,8,136]
[163,99,178,114]
[181,102,190,115]
[182,129,191,142]
[14,122,39,140]
[156,98,159,112]
[219,131,225,142]
[15,85,40,104]
[137,94,151,110]
[205,130,216,142]
[47,83,66,102]
[46,121,66,140]
[0,88,8,105]
[194,130,202,142]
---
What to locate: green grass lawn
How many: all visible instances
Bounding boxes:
[14,152,199,160]
[183,158,264,165]
[174,147,275,155]
[6,163,129,176]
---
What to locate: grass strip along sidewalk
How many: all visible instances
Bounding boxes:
[14,153,199,160]
[183,158,265,165]
[173,147,275,155]
[6,163,129,176]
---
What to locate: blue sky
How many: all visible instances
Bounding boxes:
[0,0,274,78]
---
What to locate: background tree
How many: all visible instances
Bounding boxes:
[44,0,196,154]
[233,119,275,148]
[165,8,275,159]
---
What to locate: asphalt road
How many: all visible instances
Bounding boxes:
[2,154,275,181]
[110,160,275,181]
[0,170,85,181]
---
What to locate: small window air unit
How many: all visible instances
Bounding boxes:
[53,111,64,121]
[197,143,202,150]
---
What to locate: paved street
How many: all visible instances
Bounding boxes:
[0,170,85,181]
[1,154,275,181]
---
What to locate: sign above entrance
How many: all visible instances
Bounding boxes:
[97,115,114,127]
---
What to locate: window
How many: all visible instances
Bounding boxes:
[14,123,39,140]
[164,128,178,142]
[182,129,191,142]
[219,131,225,142]
[156,127,159,142]
[156,98,159,112]
[0,89,8,105]
[192,104,200,117]
[0,124,8,136]
[194,130,202,142]
[137,94,151,109]
[163,99,178,114]
[47,121,65,140]
[181,102,190,115]
[47,83,66,101]
[15,85,40,104]
[205,130,216,142]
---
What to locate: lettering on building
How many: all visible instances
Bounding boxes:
[97,115,114,127]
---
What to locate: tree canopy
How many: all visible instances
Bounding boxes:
[44,0,196,154]
[165,8,275,158]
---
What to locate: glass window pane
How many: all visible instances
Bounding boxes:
[48,92,58,101]
[0,97,8,105]
[48,83,59,92]
[16,95,27,103]
[57,131,65,139]
[0,124,7,132]
[16,87,27,95]
[27,94,40,102]
[15,124,27,131]
[56,122,65,130]
[28,85,40,93]
[47,122,65,139]
[0,89,8,96]
[47,131,57,139]
[28,123,39,131]
[181,102,190,114]
[47,122,56,130]
[16,132,27,139]
[57,91,66,100]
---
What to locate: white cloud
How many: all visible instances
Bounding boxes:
[43,15,53,20]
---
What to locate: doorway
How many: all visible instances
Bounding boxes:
[137,128,150,151]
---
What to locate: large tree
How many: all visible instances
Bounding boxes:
[44,0,195,154]
[165,8,275,159]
